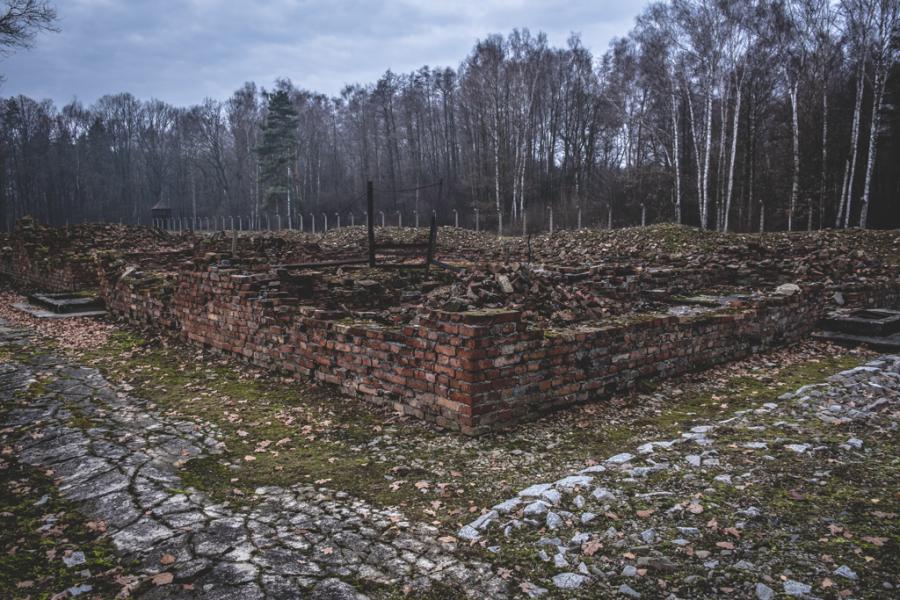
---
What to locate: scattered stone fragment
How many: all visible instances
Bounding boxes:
[783,580,812,596]
[606,453,635,464]
[834,565,858,581]
[552,572,588,590]
[755,582,775,600]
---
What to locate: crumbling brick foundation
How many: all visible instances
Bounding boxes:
[3,222,900,434]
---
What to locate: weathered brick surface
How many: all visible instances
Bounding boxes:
[3,223,899,434]
[91,259,864,434]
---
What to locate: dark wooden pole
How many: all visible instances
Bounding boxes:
[367,181,376,267]
[425,213,437,274]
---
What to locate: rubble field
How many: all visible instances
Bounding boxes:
[2,219,899,433]
[0,221,898,598]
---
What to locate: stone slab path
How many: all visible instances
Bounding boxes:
[0,320,506,599]
[459,354,900,598]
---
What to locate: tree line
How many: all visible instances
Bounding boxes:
[1,0,897,232]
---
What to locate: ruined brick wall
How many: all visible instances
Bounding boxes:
[0,242,97,291]
[455,293,824,432]
[4,231,895,432]
[94,261,842,433]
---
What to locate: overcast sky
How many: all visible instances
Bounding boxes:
[1,0,647,108]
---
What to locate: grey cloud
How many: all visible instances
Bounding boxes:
[1,0,645,107]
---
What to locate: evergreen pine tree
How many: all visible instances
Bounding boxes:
[257,90,299,213]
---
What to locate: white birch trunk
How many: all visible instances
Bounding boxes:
[858,69,887,228]
[701,86,713,230]
[818,86,828,230]
[840,62,865,228]
[724,84,741,233]
[788,82,799,232]
[671,85,682,224]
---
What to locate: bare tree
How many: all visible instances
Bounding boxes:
[0,0,57,52]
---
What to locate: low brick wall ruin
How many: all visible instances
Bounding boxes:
[4,221,899,433]
[95,262,841,434]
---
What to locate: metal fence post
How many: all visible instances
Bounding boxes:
[310,213,315,234]
[577,206,582,230]
[498,211,502,237]
[380,211,385,228]
[322,212,328,231]
[367,181,376,267]
[453,209,458,228]
[335,213,340,229]
[549,207,554,234]
[475,208,479,232]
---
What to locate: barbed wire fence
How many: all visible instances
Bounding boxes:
[144,180,639,237]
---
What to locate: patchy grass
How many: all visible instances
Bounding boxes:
[0,455,131,599]
[69,321,871,549]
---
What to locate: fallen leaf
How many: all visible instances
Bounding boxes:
[862,536,886,546]
[582,539,602,556]
[159,553,176,565]
[152,572,173,586]
[715,541,735,550]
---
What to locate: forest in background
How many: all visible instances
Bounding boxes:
[0,0,898,233]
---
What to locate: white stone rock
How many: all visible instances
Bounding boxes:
[519,483,553,498]
[834,565,858,580]
[555,475,594,490]
[775,283,801,296]
[579,464,607,474]
[546,512,564,530]
[606,453,635,464]
[591,487,616,502]
[541,489,562,506]
[523,501,549,517]
[469,510,498,531]
[785,444,810,454]
[783,580,811,596]
[552,573,588,589]
[492,497,522,514]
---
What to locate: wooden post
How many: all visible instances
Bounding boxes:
[425,213,437,274]
[367,181,376,267]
